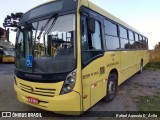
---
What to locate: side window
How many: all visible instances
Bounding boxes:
[129,30,134,40]
[146,38,148,43]
[141,36,147,49]
[91,21,102,50]
[105,20,118,36]
[139,35,143,42]
[130,40,135,50]
[139,35,143,49]
[81,17,88,50]
[129,30,136,50]
[135,33,139,41]
[134,33,139,49]
[143,37,148,49]
[120,26,129,50]
[105,20,120,50]
[81,16,103,64]
[120,26,128,39]
[143,37,146,42]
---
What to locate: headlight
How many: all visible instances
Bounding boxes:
[60,70,76,95]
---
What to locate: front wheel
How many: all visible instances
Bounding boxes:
[103,73,117,102]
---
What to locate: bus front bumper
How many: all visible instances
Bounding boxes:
[2,57,14,63]
[14,82,81,115]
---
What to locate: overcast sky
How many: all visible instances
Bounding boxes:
[1,0,160,49]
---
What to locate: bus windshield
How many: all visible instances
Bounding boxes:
[15,14,76,74]
[3,49,15,56]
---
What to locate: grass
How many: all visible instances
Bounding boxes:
[145,62,160,71]
[138,92,160,111]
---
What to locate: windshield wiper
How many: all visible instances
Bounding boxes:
[37,14,58,40]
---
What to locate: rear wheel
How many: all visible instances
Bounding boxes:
[103,73,117,102]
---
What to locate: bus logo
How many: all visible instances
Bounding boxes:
[26,56,33,67]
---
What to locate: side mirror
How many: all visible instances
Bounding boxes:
[87,18,95,34]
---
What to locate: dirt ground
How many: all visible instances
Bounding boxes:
[0,63,160,119]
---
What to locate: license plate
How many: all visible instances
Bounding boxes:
[28,97,39,104]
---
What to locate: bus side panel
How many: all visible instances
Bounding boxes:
[90,80,103,106]
[82,57,105,110]
[120,50,149,84]
[120,51,138,83]
[141,50,149,66]
[82,52,121,111]
[82,70,108,109]
[121,51,140,82]
[82,85,91,111]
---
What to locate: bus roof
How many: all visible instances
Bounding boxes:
[24,0,55,14]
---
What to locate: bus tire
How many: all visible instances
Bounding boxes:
[103,73,117,102]
[138,61,143,74]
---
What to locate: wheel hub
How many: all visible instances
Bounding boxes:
[108,81,115,94]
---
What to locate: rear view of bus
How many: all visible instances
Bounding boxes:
[0,48,15,63]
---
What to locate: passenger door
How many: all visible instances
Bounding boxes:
[81,15,105,111]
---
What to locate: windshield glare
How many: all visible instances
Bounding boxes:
[15,14,76,73]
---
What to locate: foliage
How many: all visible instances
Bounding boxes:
[138,92,160,111]
[145,62,160,70]
[149,49,160,62]
[3,12,23,28]
[154,42,160,50]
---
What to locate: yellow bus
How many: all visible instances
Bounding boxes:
[0,48,15,63]
[14,0,149,115]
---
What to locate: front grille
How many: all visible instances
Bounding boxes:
[19,83,56,97]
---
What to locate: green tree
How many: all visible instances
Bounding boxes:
[3,12,23,28]
[154,42,160,50]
